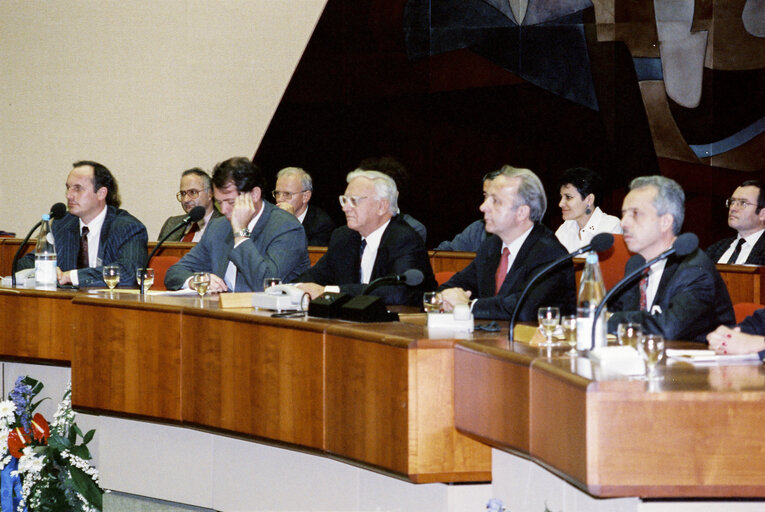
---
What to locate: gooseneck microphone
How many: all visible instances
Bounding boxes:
[589,232,699,349]
[507,232,614,341]
[362,269,424,295]
[141,205,206,295]
[11,203,67,287]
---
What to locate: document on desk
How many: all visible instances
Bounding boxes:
[666,349,761,364]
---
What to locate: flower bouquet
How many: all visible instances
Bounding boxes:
[0,376,103,511]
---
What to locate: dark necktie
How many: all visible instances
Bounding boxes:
[639,268,650,311]
[182,222,199,242]
[359,239,367,283]
[726,238,746,264]
[77,226,89,269]
[494,247,510,295]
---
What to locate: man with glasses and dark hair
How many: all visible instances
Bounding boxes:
[296,169,436,305]
[18,160,147,287]
[272,167,335,246]
[158,168,221,242]
[706,180,765,265]
[165,157,310,292]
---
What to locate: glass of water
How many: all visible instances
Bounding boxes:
[537,307,560,346]
[561,314,577,355]
[638,333,665,379]
[618,322,643,349]
[423,291,442,313]
[102,265,120,291]
[263,277,282,290]
[136,268,154,293]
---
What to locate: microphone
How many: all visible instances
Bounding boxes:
[589,232,699,348]
[362,269,424,294]
[141,206,206,295]
[508,233,614,341]
[11,203,68,287]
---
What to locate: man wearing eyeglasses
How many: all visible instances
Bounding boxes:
[296,169,436,305]
[165,157,310,292]
[158,168,221,242]
[272,167,335,246]
[706,181,765,265]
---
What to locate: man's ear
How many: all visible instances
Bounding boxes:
[96,186,108,202]
[303,189,312,204]
[378,198,390,216]
[758,207,765,224]
[250,187,262,203]
[660,213,674,234]
[516,204,531,222]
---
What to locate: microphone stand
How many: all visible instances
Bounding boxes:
[11,219,44,287]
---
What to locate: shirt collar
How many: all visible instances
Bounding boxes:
[79,204,107,234]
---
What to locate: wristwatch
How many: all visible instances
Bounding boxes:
[233,228,251,238]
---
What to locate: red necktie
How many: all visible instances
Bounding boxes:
[639,268,650,311]
[495,247,510,295]
[77,226,89,268]
[182,222,199,242]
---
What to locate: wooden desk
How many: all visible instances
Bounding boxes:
[454,339,765,497]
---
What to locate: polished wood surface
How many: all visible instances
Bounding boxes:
[454,338,765,497]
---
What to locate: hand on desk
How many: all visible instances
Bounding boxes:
[439,287,471,312]
[57,268,73,285]
[206,274,228,293]
[707,325,765,355]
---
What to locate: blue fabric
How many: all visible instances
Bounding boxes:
[1,457,25,512]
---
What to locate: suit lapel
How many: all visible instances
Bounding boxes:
[653,256,680,308]
[497,225,542,294]
[748,233,765,263]
[97,207,115,261]
[369,222,393,281]
[480,236,502,294]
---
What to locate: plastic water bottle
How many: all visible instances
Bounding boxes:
[34,214,57,289]
[576,251,606,350]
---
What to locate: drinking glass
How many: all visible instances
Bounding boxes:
[423,291,442,313]
[191,272,210,297]
[537,307,560,346]
[618,322,643,349]
[263,277,282,290]
[561,314,577,355]
[102,265,120,290]
[638,333,665,378]
[136,268,154,293]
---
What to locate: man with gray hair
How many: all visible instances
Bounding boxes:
[158,167,221,242]
[272,167,335,246]
[438,165,575,320]
[608,175,734,342]
[296,169,436,305]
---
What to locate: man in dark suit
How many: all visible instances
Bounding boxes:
[438,166,575,320]
[706,180,765,265]
[158,168,222,242]
[165,157,310,292]
[272,167,335,246]
[608,176,735,342]
[18,161,148,287]
[297,170,436,305]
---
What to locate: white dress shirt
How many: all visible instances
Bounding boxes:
[360,219,391,284]
[717,229,765,264]
[71,205,107,286]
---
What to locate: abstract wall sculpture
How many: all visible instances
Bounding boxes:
[255,0,764,247]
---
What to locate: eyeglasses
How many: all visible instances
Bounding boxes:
[176,189,208,202]
[338,195,370,208]
[272,190,306,200]
[725,198,760,209]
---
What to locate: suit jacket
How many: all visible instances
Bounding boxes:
[608,249,735,342]
[18,206,148,288]
[438,224,576,320]
[739,307,765,335]
[301,205,336,246]
[435,219,487,252]
[165,201,310,291]
[297,218,437,305]
[706,234,765,265]
[157,209,222,241]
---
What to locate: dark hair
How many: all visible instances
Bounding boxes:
[181,167,212,190]
[211,157,265,194]
[73,160,121,208]
[741,180,765,213]
[557,167,604,206]
[357,156,410,196]
[482,170,500,183]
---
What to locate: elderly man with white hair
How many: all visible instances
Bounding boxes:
[272,167,335,246]
[296,169,436,305]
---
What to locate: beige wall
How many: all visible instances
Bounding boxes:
[0,0,325,239]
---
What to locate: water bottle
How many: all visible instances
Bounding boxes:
[34,214,57,289]
[576,251,606,350]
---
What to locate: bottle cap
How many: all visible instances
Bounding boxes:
[585,251,598,264]
[41,214,50,221]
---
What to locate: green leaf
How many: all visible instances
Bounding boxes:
[48,433,72,451]
[83,429,95,445]
[70,466,103,509]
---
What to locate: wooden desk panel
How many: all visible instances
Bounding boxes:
[71,295,182,421]
[716,263,765,305]
[0,288,74,363]
[180,310,325,449]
